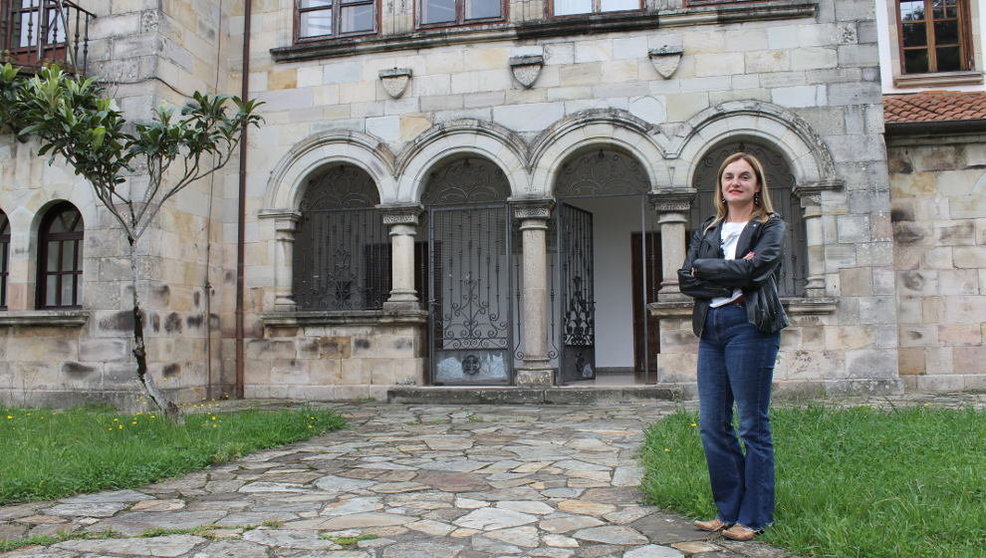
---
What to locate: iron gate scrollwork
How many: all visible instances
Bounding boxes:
[424,157,513,385]
[558,203,596,383]
[293,165,390,311]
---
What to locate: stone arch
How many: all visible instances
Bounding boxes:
[396,119,529,203]
[529,109,668,197]
[264,130,397,211]
[670,101,839,190]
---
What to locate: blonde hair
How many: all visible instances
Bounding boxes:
[705,151,775,233]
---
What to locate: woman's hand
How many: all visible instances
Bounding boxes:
[743,251,755,261]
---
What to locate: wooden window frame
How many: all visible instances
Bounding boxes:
[895,0,974,75]
[294,0,377,43]
[37,202,83,309]
[0,211,9,310]
[548,0,643,18]
[417,0,507,29]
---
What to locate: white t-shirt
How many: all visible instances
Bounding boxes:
[709,221,747,308]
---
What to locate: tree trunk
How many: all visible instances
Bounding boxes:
[129,238,182,423]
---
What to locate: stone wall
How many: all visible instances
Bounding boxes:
[0,0,242,408]
[888,134,986,392]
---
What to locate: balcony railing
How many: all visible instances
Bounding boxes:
[0,0,95,73]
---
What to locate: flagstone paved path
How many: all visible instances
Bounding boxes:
[4,393,983,557]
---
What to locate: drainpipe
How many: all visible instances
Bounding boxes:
[235,0,252,398]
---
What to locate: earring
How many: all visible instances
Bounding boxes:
[754,192,761,206]
[721,196,726,204]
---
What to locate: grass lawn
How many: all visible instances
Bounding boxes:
[641,405,985,558]
[0,405,345,505]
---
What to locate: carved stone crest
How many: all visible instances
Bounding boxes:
[379,68,412,98]
[648,45,683,79]
[508,55,544,88]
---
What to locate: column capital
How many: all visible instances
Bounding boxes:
[510,198,554,220]
[793,179,843,208]
[378,203,424,226]
[258,209,302,232]
[649,189,697,213]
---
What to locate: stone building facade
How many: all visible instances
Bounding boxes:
[0,0,983,408]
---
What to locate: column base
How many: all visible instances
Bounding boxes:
[657,291,690,303]
[515,367,556,386]
[383,300,424,313]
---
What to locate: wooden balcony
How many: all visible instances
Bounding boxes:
[0,1,95,74]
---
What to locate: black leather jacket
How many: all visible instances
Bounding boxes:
[677,213,789,337]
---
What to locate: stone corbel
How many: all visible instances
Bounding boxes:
[379,68,412,99]
[648,44,683,79]
[508,55,544,89]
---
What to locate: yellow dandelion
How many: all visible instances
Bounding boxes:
[212,424,218,428]
[5,415,12,420]
[117,425,123,430]
[690,423,697,427]
[307,425,313,429]
[664,448,671,452]
[210,416,217,421]
[112,418,119,422]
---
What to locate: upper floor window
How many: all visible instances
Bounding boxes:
[296,0,375,41]
[897,0,972,74]
[553,0,641,16]
[37,202,83,309]
[420,0,503,27]
[0,210,9,310]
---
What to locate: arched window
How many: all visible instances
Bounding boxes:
[293,164,389,310]
[690,141,807,297]
[0,210,9,310]
[37,202,83,309]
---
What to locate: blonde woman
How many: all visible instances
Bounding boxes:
[677,152,789,541]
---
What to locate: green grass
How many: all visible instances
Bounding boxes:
[0,406,345,505]
[641,405,985,558]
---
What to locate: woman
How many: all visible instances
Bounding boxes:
[677,152,789,541]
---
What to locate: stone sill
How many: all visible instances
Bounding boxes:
[648,296,838,317]
[893,71,983,89]
[0,310,90,327]
[261,308,428,328]
[271,2,814,62]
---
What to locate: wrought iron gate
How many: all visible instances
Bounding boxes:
[557,203,595,383]
[428,205,513,384]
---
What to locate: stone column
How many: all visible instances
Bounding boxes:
[259,210,301,311]
[651,190,696,302]
[512,199,555,386]
[794,180,842,298]
[380,205,424,311]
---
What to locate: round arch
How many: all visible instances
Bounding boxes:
[396,119,529,203]
[529,110,668,197]
[670,101,838,190]
[264,130,397,211]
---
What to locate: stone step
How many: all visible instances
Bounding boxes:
[386,385,687,405]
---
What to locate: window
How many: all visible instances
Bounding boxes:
[897,0,972,74]
[552,0,640,16]
[37,203,83,309]
[420,0,503,27]
[296,0,375,41]
[0,210,9,309]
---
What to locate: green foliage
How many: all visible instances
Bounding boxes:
[0,407,344,505]
[1,63,263,242]
[0,530,120,553]
[641,405,986,558]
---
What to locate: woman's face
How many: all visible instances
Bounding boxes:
[720,158,761,206]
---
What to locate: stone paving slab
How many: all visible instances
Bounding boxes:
[3,394,982,557]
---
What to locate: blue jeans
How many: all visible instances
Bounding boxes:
[697,303,779,531]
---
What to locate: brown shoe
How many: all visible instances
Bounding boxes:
[693,518,730,531]
[722,524,761,541]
